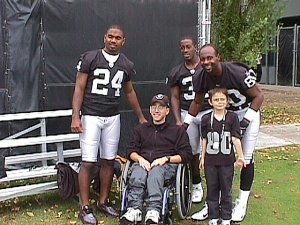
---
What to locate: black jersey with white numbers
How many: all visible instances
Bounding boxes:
[76,49,135,116]
[166,63,201,110]
[192,62,257,111]
[201,111,241,166]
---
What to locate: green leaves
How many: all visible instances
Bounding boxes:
[211,0,287,67]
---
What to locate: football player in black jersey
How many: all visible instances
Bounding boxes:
[166,36,208,204]
[188,44,264,223]
[71,25,147,225]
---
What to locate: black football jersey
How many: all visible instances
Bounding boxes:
[76,49,135,116]
[193,62,257,111]
[166,63,202,110]
[201,111,241,166]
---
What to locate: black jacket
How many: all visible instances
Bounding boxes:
[127,121,192,164]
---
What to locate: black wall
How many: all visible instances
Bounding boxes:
[0,0,198,155]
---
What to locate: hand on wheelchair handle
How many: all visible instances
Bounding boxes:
[240,118,250,137]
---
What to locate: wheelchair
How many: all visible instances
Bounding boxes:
[120,160,192,225]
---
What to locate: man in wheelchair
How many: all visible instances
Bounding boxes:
[120,94,192,224]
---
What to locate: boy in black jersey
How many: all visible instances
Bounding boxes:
[71,25,147,225]
[200,88,245,225]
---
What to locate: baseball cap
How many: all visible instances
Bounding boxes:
[151,94,170,107]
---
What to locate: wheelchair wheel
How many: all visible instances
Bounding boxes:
[119,161,132,216]
[161,186,174,225]
[120,160,131,198]
[175,163,192,219]
[159,217,173,225]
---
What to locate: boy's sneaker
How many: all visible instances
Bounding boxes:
[231,199,247,222]
[191,202,208,220]
[120,207,142,223]
[221,219,231,225]
[145,209,160,224]
[208,218,219,225]
[79,205,98,225]
[192,183,203,203]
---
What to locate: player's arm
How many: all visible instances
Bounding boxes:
[124,81,147,124]
[245,84,264,112]
[232,136,246,169]
[170,86,183,125]
[184,92,204,125]
[240,84,264,133]
[71,72,88,133]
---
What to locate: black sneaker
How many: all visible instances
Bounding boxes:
[79,205,98,225]
[96,201,119,217]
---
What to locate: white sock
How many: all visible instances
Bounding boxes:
[193,182,202,189]
[238,190,250,204]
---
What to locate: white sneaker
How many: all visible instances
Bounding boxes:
[120,207,142,223]
[145,209,160,224]
[221,219,231,225]
[231,199,247,222]
[208,218,219,225]
[192,183,203,203]
[191,202,208,220]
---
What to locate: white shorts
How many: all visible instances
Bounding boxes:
[235,108,261,164]
[181,109,212,155]
[79,114,120,162]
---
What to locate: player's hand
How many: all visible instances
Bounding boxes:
[240,118,250,137]
[139,118,148,124]
[234,158,246,170]
[183,123,189,130]
[138,157,151,171]
[175,121,184,126]
[71,118,84,133]
[150,157,167,169]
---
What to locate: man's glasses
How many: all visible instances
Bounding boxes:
[150,105,166,111]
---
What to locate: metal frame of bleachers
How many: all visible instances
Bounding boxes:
[0,110,81,201]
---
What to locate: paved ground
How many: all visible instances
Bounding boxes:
[261,84,300,93]
[256,123,300,149]
[256,85,300,149]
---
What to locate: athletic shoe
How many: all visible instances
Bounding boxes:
[208,218,219,225]
[120,207,142,223]
[79,205,98,225]
[221,219,231,225]
[191,202,208,220]
[192,183,203,203]
[231,199,247,222]
[145,209,160,224]
[96,201,119,217]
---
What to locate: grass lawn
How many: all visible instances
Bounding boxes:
[0,145,299,225]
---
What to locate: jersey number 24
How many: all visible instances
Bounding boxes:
[92,68,124,97]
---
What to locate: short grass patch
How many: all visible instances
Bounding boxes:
[1,146,299,225]
[261,106,300,125]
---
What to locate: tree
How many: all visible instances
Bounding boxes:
[211,0,286,67]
